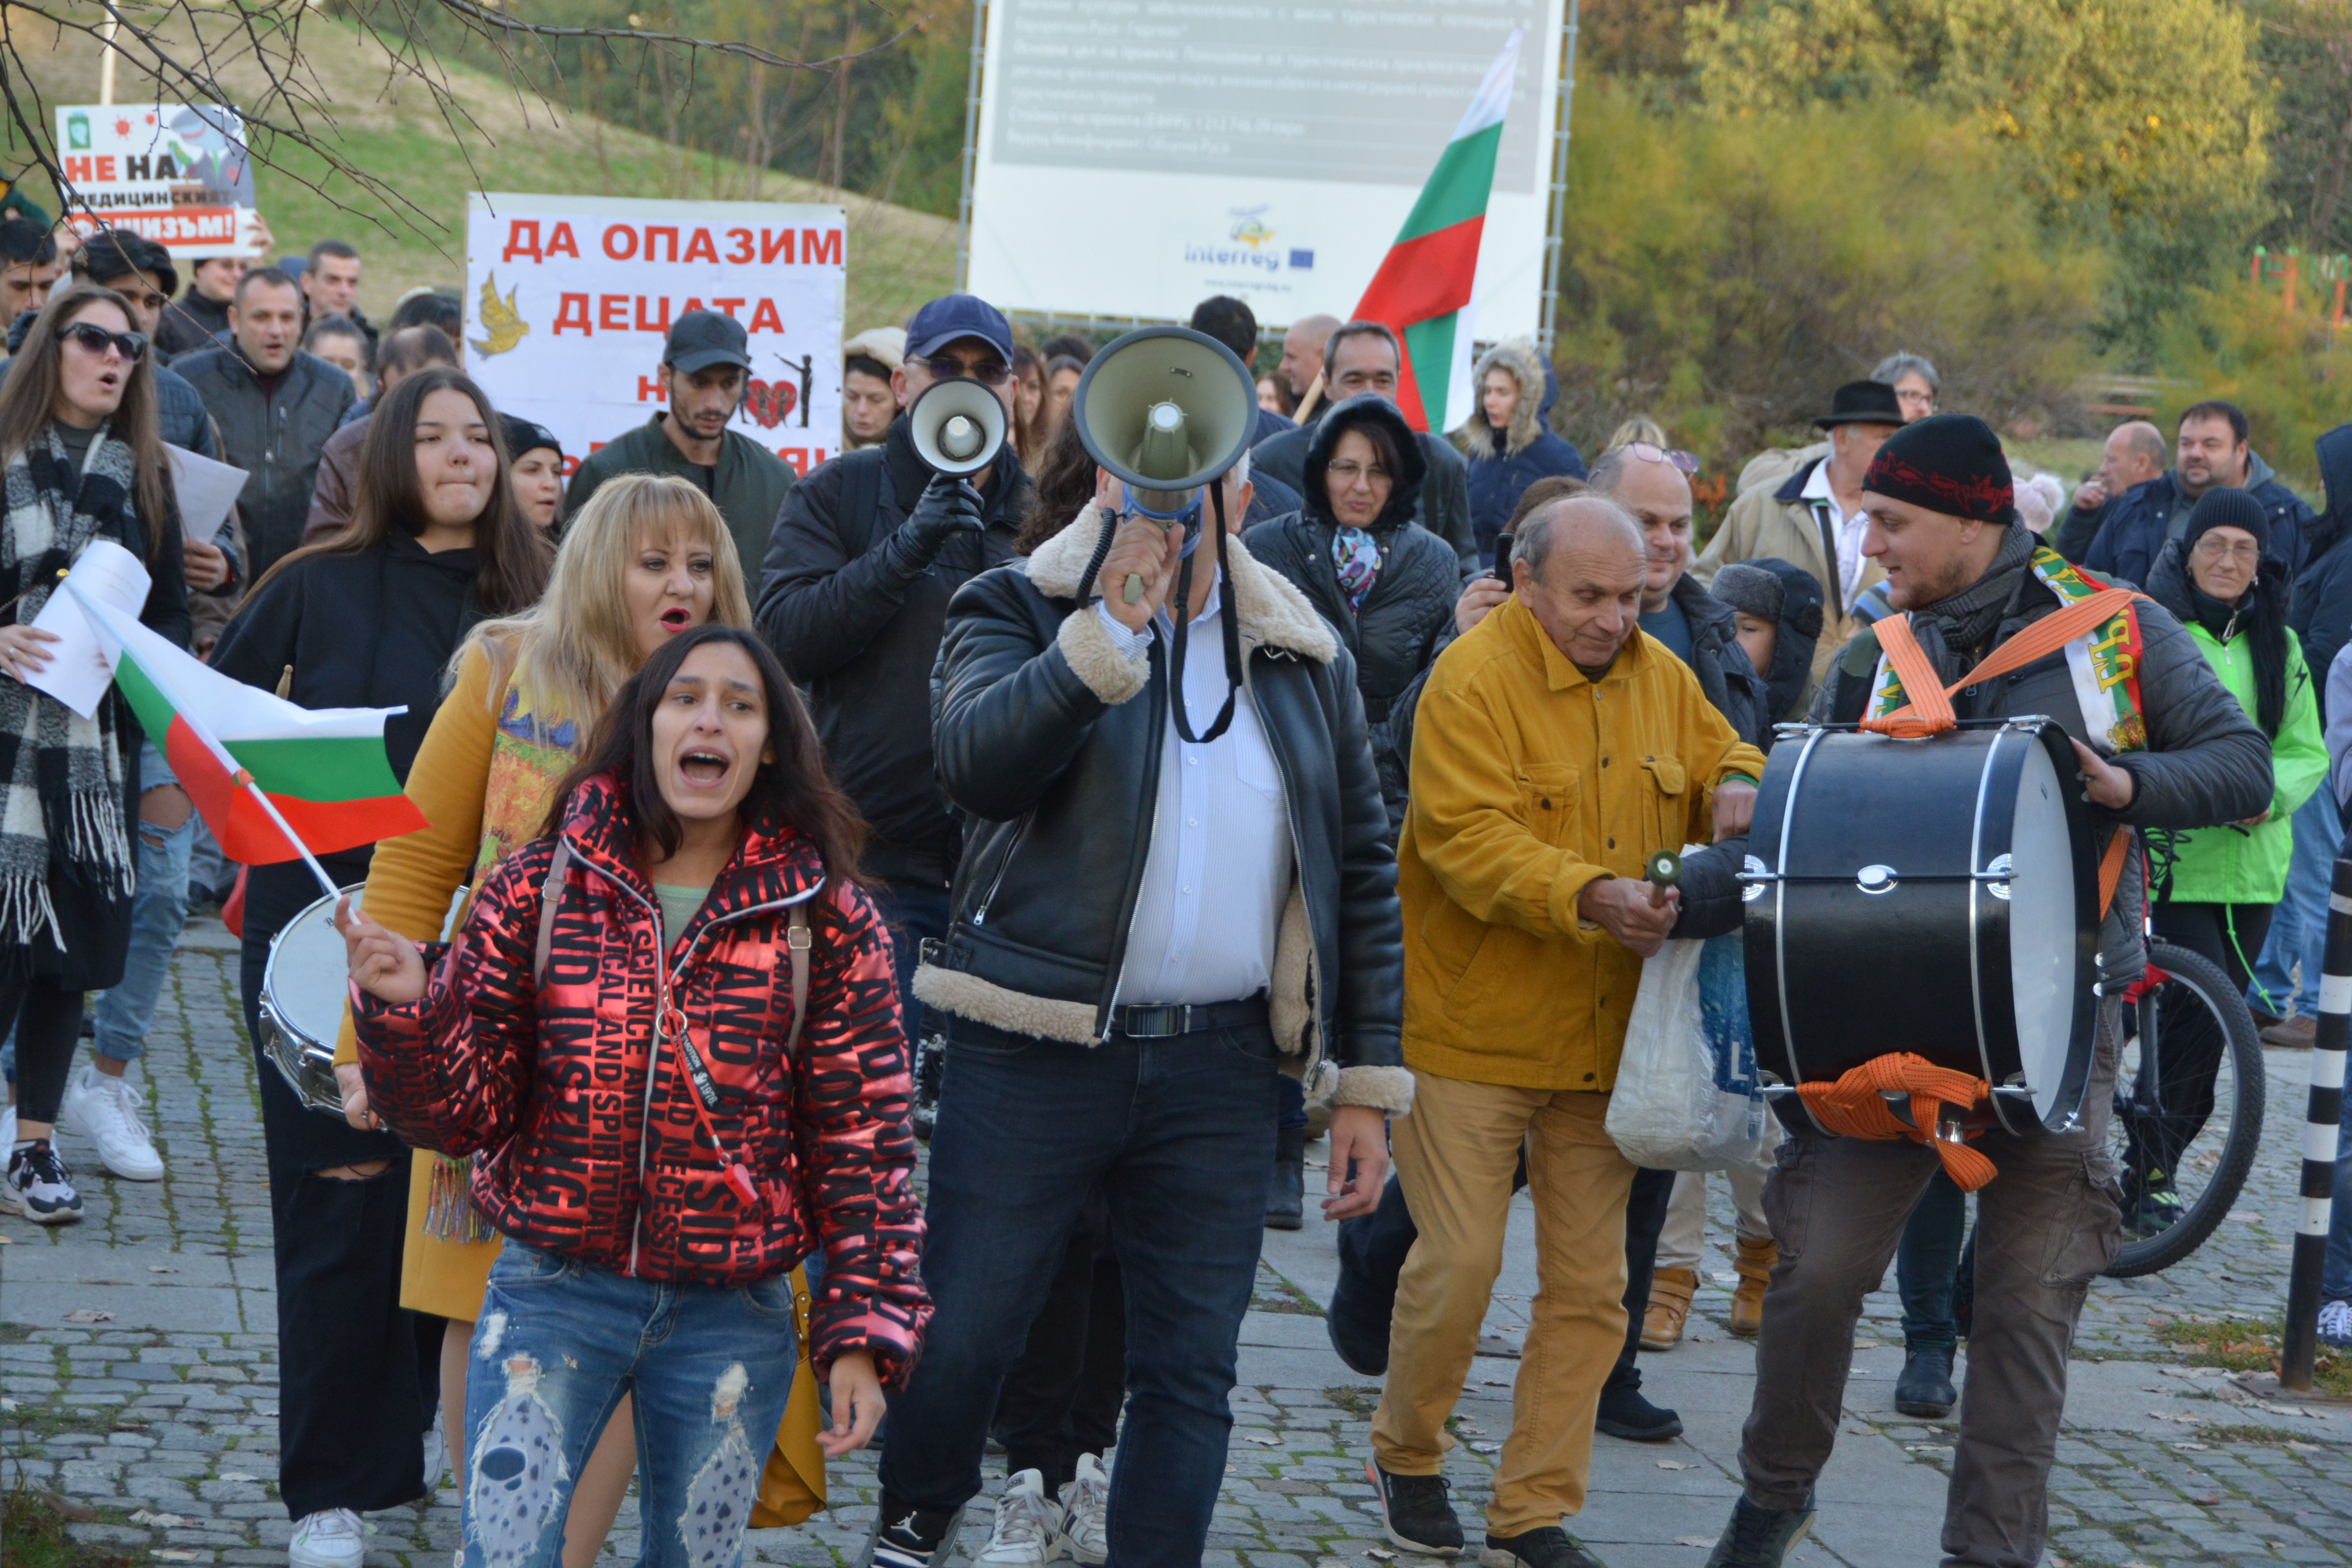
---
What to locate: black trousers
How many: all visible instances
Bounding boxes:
[1602,1167,1677,1395]
[991,1188,1127,1491]
[3,978,88,1125]
[242,855,434,1518]
[2131,900,2272,1184]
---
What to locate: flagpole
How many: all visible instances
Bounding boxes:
[62,577,341,904]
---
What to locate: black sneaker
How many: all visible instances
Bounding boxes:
[1701,1494,1815,1568]
[1367,1458,1463,1557]
[2,1139,82,1225]
[1594,1381,1682,1441]
[1894,1346,1956,1418]
[866,1495,962,1568]
[2123,1178,2183,1239]
[1482,1525,1605,1568]
[911,1033,945,1143]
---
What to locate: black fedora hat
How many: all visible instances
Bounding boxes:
[1814,380,1906,430]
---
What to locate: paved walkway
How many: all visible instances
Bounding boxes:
[2,918,2348,1568]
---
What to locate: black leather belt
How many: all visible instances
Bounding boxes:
[1109,997,1269,1040]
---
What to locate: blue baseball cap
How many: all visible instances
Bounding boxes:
[905,294,1014,365]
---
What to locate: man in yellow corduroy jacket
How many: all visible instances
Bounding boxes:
[1366,495,1768,1566]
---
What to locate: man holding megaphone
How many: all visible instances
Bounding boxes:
[866,327,1410,1568]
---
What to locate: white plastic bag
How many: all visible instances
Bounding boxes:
[1604,855,1769,1171]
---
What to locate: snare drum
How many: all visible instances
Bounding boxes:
[259,884,367,1117]
[1741,718,2099,1136]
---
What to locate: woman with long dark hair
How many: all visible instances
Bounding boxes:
[0,283,190,1223]
[2132,486,2327,1232]
[209,363,550,1568]
[345,624,929,1568]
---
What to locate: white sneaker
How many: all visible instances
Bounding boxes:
[287,1508,366,1568]
[62,1066,163,1181]
[972,1470,1063,1567]
[2,1138,82,1224]
[0,1104,15,1151]
[1058,1453,1109,1566]
[421,1415,446,1495]
[2319,1298,2352,1348]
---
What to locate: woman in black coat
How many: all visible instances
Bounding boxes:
[1242,392,1461,838]
[208,365,550,1562]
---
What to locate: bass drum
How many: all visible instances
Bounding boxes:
[259,884,367,1117]
[1743,719,2099,1136]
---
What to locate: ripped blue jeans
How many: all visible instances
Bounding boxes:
[460,1243,799,1568]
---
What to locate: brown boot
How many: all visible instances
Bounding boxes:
[1731,1236,1778,1338]
[1643,1265,1697,1350]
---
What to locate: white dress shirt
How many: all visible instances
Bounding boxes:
[1800,459,1869,611]
[1095,577,1294,1006]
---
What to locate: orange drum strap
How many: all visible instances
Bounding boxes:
[1793,1053,1999,1191]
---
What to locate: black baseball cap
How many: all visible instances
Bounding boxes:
[664,309,752,375]
[905,293,1014,364]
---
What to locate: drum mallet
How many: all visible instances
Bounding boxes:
[2281,853,2352,1392]
[1644,850,1682,890]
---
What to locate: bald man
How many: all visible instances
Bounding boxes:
[1278,312,1340,407]
[2052,419,2167,563]
[1366,495,1765,1566]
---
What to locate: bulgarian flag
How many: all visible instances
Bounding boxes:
[63,578,427,877]
[1351,27,1521,433]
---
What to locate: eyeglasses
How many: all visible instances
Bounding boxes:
[2190,535,2261,566]
[58,321,147,363]
[1622,440,1700,475]
[912,355,1013,387]
[1326,458,1391,485]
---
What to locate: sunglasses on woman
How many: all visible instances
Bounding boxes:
[59,322,149,363]
[1622,440,1700,475]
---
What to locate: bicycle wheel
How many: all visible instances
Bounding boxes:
[2103,939,2266,1277]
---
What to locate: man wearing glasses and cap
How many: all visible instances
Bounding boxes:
[1696,381,1905,681]
[564,307,795,591]
[757,292,1032,1127]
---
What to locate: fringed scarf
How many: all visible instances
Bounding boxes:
[0,425,136,952]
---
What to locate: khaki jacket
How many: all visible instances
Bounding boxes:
[1398,597,1766,1091]
[1695,454,1882,685]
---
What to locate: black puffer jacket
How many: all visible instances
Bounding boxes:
[2290,422,2352,719]
[756,417,1028,888]
[911,510,1409,1112]
[1243,395,1458,835]
[171,338,356,582]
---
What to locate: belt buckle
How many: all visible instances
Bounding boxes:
[1123,1004,1184,1039]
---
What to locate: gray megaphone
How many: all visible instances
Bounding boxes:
[907,376,1009,478]
[1071,325,1259,602]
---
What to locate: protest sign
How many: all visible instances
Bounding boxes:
[463,192,846,479]
[54,104,260,257]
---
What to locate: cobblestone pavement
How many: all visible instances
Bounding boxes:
[2,920,2347,1568]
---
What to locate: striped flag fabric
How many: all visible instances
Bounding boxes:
[64,579,427,865]
[1350,27,1521,433]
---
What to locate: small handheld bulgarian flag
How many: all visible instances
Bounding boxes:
[62,570,427,898]
[1350,27,1521,434]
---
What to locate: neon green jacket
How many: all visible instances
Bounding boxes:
[2160,621,2325,905]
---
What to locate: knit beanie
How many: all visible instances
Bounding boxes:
[1862,413,2015,525]
[1711,562,1784,624]
[498,414,563,463]
[2180,486,2270,561]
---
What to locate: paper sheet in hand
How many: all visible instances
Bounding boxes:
[25,538,152,718]
[165,444,247,546]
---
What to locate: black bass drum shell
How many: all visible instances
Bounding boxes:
[1743,719,2099,1136]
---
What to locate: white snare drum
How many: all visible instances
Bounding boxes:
[259,884,366,1117]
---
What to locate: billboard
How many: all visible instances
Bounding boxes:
[462,192,846,478]
[54,103,261,257]
[964,0,1565,337]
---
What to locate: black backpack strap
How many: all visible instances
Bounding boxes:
[533,840,572,989]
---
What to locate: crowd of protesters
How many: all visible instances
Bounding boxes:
[0,200,2347,1568]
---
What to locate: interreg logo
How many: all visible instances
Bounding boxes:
[1182,205,1305,273]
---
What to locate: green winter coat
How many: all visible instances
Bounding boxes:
[2160,619,2326,904]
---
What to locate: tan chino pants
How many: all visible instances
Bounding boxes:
[1370,1069,1637,1536]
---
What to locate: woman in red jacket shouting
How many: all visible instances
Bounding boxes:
[342,624,928,1568]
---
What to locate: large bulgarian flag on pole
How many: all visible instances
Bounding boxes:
[62,573,426,894]
[1350,27,1522,434]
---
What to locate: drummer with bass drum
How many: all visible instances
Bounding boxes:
[1701,415,2272,1568]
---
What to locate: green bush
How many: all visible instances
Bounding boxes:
[2152,282,2352,497]
[1550,83,2107,489]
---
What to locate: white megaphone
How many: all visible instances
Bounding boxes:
[907,376,1009,478]
[1071,325,1259,603]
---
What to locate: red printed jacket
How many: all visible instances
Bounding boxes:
[353,771,929,1385]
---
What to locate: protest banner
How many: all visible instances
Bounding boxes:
[54,104,261,257]
[463,192,846,479]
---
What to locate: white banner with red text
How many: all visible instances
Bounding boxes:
[462,192,846,480]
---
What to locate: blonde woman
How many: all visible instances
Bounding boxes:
[330,475,751,1564]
